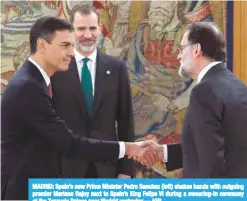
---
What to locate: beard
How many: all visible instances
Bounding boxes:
[178,62,191,78]
[76,43,96,53]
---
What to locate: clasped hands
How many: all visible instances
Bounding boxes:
[125,141,164,169]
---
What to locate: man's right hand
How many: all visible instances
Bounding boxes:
[124,141,164,169]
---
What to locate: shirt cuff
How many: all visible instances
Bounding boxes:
[163,144,168,162]
[118,141,125,159]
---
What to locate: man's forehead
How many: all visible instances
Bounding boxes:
[181,31,190,44]
[73,12,99,25]
[73,18,99,27]
[74,24,98,28]
[53,30,75,42]
[54,30,72,36]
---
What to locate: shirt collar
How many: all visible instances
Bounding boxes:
[28,57,50,86]
[74,48,97,64]
[197,61,222,84]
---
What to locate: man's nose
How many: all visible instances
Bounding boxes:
[68,46,75,57]
[83,29,92,38]
[177,51,181,60]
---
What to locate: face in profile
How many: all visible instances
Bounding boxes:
[73,12,100,55]
[177,31,194,78]
[43,30,75,72]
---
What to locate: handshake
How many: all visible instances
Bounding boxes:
[125,141,164,168]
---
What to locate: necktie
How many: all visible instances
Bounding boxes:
[81,58,93,114]
[48,83,52,98]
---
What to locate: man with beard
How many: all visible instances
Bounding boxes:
[51,4,135,178]
[142,22,247,178]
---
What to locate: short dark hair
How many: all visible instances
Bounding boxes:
[186,22,226,62]
[30,16,74,54]
[69,3,100,23]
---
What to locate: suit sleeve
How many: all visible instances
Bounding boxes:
[166,143,183,171]
[116,61,135,177]
[189,85,225,177]
[18,81,120,162]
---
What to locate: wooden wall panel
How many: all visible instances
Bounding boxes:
[233,1,247,84]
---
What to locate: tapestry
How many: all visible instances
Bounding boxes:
[0,1,227,178]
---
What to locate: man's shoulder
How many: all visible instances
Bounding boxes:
[8,64,30,85]
[98,50,124,65]
[2,73,40,107]
[99,53,128,76]
[8,62,43,90]
[8,75,39,93]
[202,65,244,89]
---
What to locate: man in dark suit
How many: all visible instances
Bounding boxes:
[144,22,247,178]
[1,16,157,200]
[51,4,135,178]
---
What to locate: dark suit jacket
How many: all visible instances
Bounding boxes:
[1,60,120,200]
[166,63,247,178]
[51,50,135,178]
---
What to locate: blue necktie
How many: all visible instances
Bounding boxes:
[81,58,93,114]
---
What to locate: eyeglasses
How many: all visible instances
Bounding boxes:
[177,44,193,53]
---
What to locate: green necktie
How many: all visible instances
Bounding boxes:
[81,58,93,114]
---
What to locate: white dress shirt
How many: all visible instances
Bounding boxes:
[74,48,97,95]
[28,56,125,159]
[28,57,50,86]
[163,61,222,162]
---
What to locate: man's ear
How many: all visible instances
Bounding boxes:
[194,43,202,58]
[37,38,46,53]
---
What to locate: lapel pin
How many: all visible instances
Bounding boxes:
[106,70,111,75]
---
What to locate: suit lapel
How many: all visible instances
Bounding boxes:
[26,60,54,105]
[68,57,90,119]
[26,61,48,93]
[92,51,110,117]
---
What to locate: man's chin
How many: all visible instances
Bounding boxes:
[77,44,96,53]
[57,65,69,72]
[178,66,188,78]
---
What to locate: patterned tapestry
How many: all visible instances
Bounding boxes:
[0,1,227,178]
